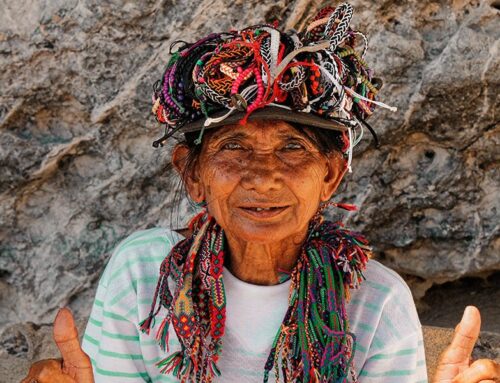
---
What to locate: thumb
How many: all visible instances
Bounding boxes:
[433,306,481,382]
[441,306,481,366]
[53,307,94,382]
[447,305,481,363]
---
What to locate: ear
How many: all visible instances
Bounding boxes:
[320,152,348,202]
[171,144,205,203]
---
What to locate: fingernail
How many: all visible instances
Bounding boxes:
[464,305,478,318]
[458,306,473,326]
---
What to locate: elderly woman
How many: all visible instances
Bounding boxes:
[23,4,499,383]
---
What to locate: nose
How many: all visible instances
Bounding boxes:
[240,151,283,193]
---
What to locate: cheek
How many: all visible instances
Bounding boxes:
[283,164,327,224]
[288,164,326,203]
[199,157,243,209]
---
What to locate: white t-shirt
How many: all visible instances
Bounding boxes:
[82,228,428,382]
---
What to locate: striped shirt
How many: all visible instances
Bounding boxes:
[82,228,428,382]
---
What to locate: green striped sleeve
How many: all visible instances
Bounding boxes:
[81,228,181,382]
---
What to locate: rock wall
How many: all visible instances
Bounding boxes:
[0,0,498,377]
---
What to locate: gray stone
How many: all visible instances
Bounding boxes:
[0,0,498,380]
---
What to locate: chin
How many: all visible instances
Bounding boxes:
[235,231,283,244]
[226,218,300,244]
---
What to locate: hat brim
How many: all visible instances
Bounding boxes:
[179,106,348,134]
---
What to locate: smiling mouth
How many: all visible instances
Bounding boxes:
[238,205,290,219]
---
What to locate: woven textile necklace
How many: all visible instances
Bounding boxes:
[140,210,371,382]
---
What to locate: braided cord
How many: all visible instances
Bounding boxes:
[324,3,354,50]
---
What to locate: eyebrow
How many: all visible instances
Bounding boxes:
[277,133,307,140]
[209,129,308,143]
[210,130,249,142]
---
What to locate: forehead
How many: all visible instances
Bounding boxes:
[207,119,303,142]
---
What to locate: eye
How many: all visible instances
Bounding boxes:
[221,142,244,151]
[282,141,305,151]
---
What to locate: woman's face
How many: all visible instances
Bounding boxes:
[174,120,346,244]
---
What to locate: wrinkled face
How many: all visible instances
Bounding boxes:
[174,120,346,244]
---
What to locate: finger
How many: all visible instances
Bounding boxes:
[21,359,76,383]
[453,359,500,383]
[452,359,500,383]
[53,308,94,383]
[455,359,500,383]
[433,307,482,382]
[445,306,481,363]
[54,308,88,368]
[434,356,462,382]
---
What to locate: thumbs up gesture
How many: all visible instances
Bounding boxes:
[21,308,94,383]
[433,306,499,383]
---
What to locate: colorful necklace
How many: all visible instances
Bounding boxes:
[140,210,371,382]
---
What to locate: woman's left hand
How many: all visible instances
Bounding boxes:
[433,306,500,383]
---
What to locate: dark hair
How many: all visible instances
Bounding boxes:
[287,123,345,155]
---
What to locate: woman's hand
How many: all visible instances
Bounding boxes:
[21,308,94,383]
[433,306,500,383]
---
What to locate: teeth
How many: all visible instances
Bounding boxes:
[252,207,274,211]
[241,206,287,212]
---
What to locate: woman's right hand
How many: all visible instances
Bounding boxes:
[21,308,94,383]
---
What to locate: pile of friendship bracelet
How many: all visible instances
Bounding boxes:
[152,3,396,169]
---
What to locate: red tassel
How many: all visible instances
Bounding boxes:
[139,315,154,335]
[156,316,171,351]
[157,351,183,374]
[335,203,357,211]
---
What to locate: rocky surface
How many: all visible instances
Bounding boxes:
[0,0,498,381]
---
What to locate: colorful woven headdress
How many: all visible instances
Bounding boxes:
[151,3,395,169]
